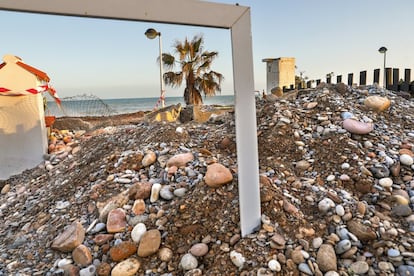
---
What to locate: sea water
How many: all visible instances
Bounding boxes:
[46,95,234,117]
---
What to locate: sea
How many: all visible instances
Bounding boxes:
[46,95,235,117]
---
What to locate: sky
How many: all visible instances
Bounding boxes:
[1,0,413,99]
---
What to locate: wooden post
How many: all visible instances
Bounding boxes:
[336,75,342,83]
[348,73,353,86]
[385,68,392,90]
[359,71,367,85]
[392,68,399,91]
[316,79,321,86]
[373,69,380,85]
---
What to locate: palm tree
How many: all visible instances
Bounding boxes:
[161,35,223,105]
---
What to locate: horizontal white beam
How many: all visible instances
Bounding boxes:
[0,0,247,28]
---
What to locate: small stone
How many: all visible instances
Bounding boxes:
[96,262,111,276]
[79,265,96,276]
[150,183,161,203]
[392,204,412,217]
[312,237,323,249]
[317,244,337,272]
[296,160,311,170]
[174,187,187,197]
[137,229,161,257]
[290,249,305,264]
[166,152,194,168]
[1,184,10,194]
[343,119,373,135]
[142,150,157,167]
[318,198,335,213]
[132,199,146,215]
[51,221,85,253]
[160,185,174,200]
[335,239,351,254]
[379,177,393,188]
[111,258,141,276]
[387,248,400,257]
[268,259,281,272]
[349,261,369,274]
[357,201,366,216]
[72,244,92,266]
[158,247,173,262]
[179,253,198,271]
[392,195,410,205]
[109,241,137,262]
[204,163,233,188]
[131,223,147,243]
[93,234,113,246]
[298,263,313,275]
[364,95,391,112]
[400,154,414,166]
[230,250,245,268]
[335,205,345,216]
[128,182,152,200]
[347,220,377,241]
[106,208,126,233]
[189,243,209,257]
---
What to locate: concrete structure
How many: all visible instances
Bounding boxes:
[0,0,261,236]
[262,57,296,92]
[0,55,49,180]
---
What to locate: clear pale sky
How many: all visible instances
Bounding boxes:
[1,0,413,99]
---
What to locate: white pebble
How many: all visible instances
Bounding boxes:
[131,223,147,243]
[335,205,345,216]
[150,183,162,203]
[318,198,335,213]
[379,177,393,188]
[179,253,198,270]
[341,163,350,170]
[400,154,414,166]
[159,185,174,200]
[173,188,187,197]
[230,250,245,268]
[268,259,281,272]
[57,258,73,268]
[326,175,336,182]
[312,237,323,249]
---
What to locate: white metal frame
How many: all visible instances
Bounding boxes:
[0,0,261,236]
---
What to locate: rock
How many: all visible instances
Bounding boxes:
[391,204,412,217]
[131,223,147,243]
[230,250,245,268]
[379,177,393,188]
[111,258,141,276]
[349,261,369,274]
[166,152,194,168]
[93,234,114,246]
[296,160,311,170]
[79,265,96,276]
[72,244,92,266]
[335,239,351,254]
[268,259,281,272]
[150,183,161,203]
[316,244,337,272]
[370,165,390,178]
[312,237,323,249]
[271,87,283,97]
[128,182,152,200]
[400,154,414,166]
[364,95,391,112]
[51,221,85,253]
[61,264,80,276]
[132,199,146,215]
[343,118,373,135]
[179,253,198,271]
[96,262,111,276]
[142,150,157,167]
[137,229,161,257]
[298,263,313,275]
[106,208,126,233]
[397,265,414,276]
[204,163,233,188]
[290,249,304,264]
[189,243,209,257]
[318,198,335,213]
[158,247,173,262]
[347,220,377,241]
[109,241,137,261]
[159,185,174,200]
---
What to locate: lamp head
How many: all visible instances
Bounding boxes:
[145,28,160,39]
[378,46,388,54]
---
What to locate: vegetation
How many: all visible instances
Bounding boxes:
[161,35,223,105]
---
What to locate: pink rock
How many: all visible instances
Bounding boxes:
[364,96,391,112]
[51,221,85,253]
[132,199,146,215]
[166,152,194,168]
[204,163,233,188]
[72,244,92,266]
[343,119,373,135]
[106,208,126,233]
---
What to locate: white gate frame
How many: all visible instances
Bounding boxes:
[0,0,261,236]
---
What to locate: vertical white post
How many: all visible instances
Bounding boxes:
[231,9,261,237]
[158,33,165,108]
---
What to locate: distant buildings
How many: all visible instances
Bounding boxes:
[262,57,295,93]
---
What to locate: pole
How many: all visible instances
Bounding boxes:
[383,51,386,88]
[158,33,165,108]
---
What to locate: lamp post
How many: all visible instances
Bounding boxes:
[378,46,388,88]
[145,28,165,108]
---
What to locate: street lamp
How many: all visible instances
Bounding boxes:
[378,46,388,88]
[145,28,165,108]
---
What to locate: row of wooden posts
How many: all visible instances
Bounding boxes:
[300,68,414,92]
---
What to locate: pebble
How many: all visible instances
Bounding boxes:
[179,253,198,270]
[189,243,209,257]
[230,250,245,268]
[150,183,162,203]
[335,239,351,254]
[298,263,313,275]
[318,198,335,213]
[387,248,401,258]
[131,223,147,243]
[268,259,281,272]
[159,185,174,200]
[400,154,414,166]
[349,261,369,274]
[111,258,141,276]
